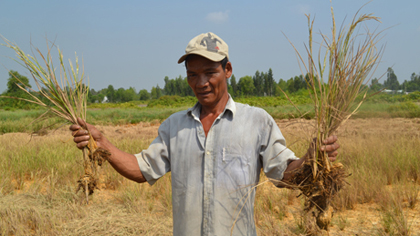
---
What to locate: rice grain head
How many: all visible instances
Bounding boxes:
[1,36,110,202]
[283,4,385,230]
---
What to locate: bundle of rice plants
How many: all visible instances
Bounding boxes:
[1,37,110,203]
[283,5,384,230]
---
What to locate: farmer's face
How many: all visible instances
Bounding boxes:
[186,55,232,109]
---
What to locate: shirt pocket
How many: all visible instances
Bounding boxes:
[217,151,250,189]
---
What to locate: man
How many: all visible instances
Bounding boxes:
[71,32,339,236]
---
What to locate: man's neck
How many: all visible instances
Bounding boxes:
[199,94,229,137]
[200,94,229,118]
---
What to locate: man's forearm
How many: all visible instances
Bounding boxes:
[101,138,147,183]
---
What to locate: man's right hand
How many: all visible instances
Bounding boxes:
[70,117,147,183]
[70,117,104,150]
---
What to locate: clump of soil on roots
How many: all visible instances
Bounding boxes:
[290,149,349,232]
[76,147,111,203]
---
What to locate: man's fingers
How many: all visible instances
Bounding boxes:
[69,124,81,132]
[74,135,90,142]
[70,117,94,150]
[77,117,88,129]
[327,150,338,158]
[323,135,338,145]
[328,156,337,162]
[76,140,89,149]
[321,142,340,152]
[71,129,89,137]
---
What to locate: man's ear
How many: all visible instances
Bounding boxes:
[225,62,232,78]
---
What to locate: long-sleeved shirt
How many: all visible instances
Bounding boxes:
[136,96,298,236]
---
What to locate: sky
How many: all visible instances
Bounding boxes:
[0,0,419,93]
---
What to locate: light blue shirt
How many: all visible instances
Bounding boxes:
[136,96,298,236]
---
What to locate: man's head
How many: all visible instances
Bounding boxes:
[178,32,229,65]
[179,32,232,109]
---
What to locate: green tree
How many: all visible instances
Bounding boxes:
[273,82,283,96]
[286,77,296,93]
[164,76,175,95]
[277,78,287,92]
[369,78,383,92]
[151,87,157,99]
[174,75,184,96]
[97,93,105,103]
[265,68,275,96]
[253,71,264,96]
[182,76,194,96]
[401,73,420,92]
[285,75,306,93]
[114,87,136,102]
[384,67,400,90]
[163,75,193,96]
[238,76,255,96]
[114,88,124,102]
[1,70,34,109]
[106,85,115,102]
[122,87,137,102]
[230,74,238,97]
[151,84,163,99]
[156,84,163,98]
[293,75,306,92]
[6,70,31,94]
[88,88,98,103]
[139,89,151,101]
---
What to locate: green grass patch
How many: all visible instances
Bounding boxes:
[2,94,420,134]
[87,106,191,125]
[147,95,197,108]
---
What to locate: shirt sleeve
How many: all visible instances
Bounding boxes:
[260,114,299,185]
[135,120,171,186]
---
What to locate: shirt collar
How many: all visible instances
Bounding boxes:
[187,94,236,120]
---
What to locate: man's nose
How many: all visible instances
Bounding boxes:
[196,74,209,88]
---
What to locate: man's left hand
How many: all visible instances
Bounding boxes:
[320,135,339,162]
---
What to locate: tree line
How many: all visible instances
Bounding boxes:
[2,67,420,108]
[370,67,420,93]
[88,68,294,103]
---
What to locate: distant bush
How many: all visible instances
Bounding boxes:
[147,95,197,108]
[0,97,38,110]
[387,101,420,118]
[365,91,420,103]
[88,100,147,109]
[365,93,403,103]
[404,91,420,101]
[235,92,312,107]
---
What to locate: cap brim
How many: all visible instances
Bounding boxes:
[177,50,226,64]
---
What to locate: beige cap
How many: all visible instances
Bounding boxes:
[178,32,229,64]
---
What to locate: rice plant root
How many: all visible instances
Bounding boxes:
[290,154,349,230]
[76,147,111,203]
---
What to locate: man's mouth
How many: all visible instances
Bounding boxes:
[198,91,211,96]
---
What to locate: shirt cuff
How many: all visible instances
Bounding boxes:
[135,152,158,186]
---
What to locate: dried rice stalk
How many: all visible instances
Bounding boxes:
[1,36,110,203]
[284,5,384,230]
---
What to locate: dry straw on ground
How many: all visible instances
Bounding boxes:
[1,36,109,203]
[282,4,385,231]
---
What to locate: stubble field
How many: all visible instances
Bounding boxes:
[1,118,420,235]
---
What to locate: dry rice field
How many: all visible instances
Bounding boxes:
[1,118,420,235]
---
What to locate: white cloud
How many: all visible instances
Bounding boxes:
[206,10,230,24]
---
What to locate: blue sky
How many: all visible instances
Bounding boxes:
[1,0,419,93]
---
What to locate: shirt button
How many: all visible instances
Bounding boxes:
[206,151,210,155]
